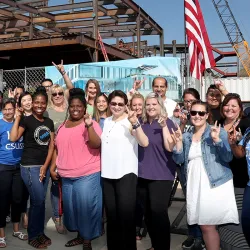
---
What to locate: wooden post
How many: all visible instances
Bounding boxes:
[136,10,141,57]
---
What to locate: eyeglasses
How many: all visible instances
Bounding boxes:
[110,102,125,107]
[190,111,207,117]
[3,108,14,112]
[184,100,196,104]
[44,85,52,89]
[52,92,64,97]
[174,109,180,112]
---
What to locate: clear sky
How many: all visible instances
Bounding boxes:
[50,0,250,46]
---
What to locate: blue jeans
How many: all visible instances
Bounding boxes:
[21,166,50,240]
[51,180,59,218]
[242,185,250,246]
[188,224,202,239]
[62,172,102,240]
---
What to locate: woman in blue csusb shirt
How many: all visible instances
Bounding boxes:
[0,98,27,248]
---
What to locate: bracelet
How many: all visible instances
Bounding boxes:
[61,70,66,76]
[132,122,141,130]
[85,122,93,128]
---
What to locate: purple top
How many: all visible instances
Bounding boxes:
[138,119,177,181]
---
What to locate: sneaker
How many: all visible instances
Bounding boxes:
[182,235,194,249]
[193,238,206,250]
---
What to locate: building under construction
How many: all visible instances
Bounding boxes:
[0,0,164,70]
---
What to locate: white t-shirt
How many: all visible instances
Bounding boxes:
[101,116,138,179]
[164,98,177,117]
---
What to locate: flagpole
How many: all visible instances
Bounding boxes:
[184,0,187,90]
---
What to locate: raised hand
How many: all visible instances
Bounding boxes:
[126,106,138,126]
[133,78,145,91]
[158,115,167,128]
[179,110,188,125]
[52,60,65,75]
[171,124,183,143]
[15,104,23,118]
[214,79,226,92]
[236,127,242,142]
[8,88,16,98]
[84,112,93,127]
[228,126,237,145]
[211,121,221,142]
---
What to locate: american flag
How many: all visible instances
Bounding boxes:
[185,0,215,80]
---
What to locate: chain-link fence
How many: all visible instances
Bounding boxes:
[0,67,45,96]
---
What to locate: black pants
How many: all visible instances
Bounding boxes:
[137,178,173,250]
[0,167,24,228]
[103,173,137,250]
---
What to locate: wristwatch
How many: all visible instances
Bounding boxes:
[132,122,141,130]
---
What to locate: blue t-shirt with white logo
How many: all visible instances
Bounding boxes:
[0,119,23,165]
[239,129,250,186]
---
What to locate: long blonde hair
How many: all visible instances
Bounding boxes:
[49,84,68,109]
[141,92,167,123]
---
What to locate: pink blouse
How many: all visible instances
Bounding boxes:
[56,121,102,178]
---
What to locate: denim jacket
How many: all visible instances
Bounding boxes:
[172,124,233,188]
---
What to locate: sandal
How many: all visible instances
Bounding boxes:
[83,242,92,250]
[28,238,47,249]
[65,235,84,247]
[13,231,28,241]
[37,234,51,246]
[0,237,6,248]
[52,217,67,234]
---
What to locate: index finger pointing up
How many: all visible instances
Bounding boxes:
[61,59,63,65]
[125,105,130,113]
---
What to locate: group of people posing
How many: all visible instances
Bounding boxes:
[0,61,250,250]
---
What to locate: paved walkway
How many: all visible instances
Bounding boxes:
[5,188,187,250]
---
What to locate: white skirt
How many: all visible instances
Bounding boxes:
[186,141,239,225]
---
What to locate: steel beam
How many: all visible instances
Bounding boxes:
[121,0,163,34]
[0,8,30,22]
[136,11,141,57]
[60,24,151,33]
[160,31,164,56]
[0,0,55,21]
[93,0,98,62]
[33,8,135,23]
[38,0,122,13]
[0,0,46,6]
[0,34,135,60]
[101,30,157,38]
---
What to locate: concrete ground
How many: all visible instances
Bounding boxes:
[5,187,187,250]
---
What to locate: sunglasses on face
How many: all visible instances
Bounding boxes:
[52,92,64,97]
[110,102,125,107]
[190,111,207,117]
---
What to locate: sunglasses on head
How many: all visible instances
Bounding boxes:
[110,102,125,107]
[52,92,64,97]
[190,111,207,117]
